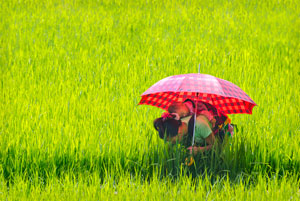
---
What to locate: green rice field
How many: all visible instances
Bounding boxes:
[1,0,300,200]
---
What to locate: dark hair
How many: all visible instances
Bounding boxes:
[153,117,181,139]
[183,99,195,108]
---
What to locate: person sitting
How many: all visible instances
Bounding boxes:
[153,112,215,155]
[167,99,217,132]
[167,99,233,141]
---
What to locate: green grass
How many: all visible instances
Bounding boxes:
[1,0,300,200]
[0,173,299,201]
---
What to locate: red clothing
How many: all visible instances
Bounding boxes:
[183,99,229,129]
[183,101,208,115]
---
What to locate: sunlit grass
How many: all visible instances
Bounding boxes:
[1,0,299,199]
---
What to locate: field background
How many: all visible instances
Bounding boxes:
[1,0,300,200]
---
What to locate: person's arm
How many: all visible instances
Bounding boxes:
[187,133,215,155]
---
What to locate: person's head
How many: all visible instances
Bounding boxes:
[153,113,188,143]
[167,102,190,117]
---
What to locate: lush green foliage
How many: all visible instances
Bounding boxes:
[1,0,299,199]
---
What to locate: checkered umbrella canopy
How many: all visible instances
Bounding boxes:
[139,73,256,114]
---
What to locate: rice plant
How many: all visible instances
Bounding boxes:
[1,0,299,199]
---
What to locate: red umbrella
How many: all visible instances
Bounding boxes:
[139,73,256,115]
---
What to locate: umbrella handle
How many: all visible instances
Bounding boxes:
[185,155,195,166]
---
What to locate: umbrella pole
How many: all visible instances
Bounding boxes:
[192,104,197,146]
[192,65,200,147]
[192,94,198,147]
